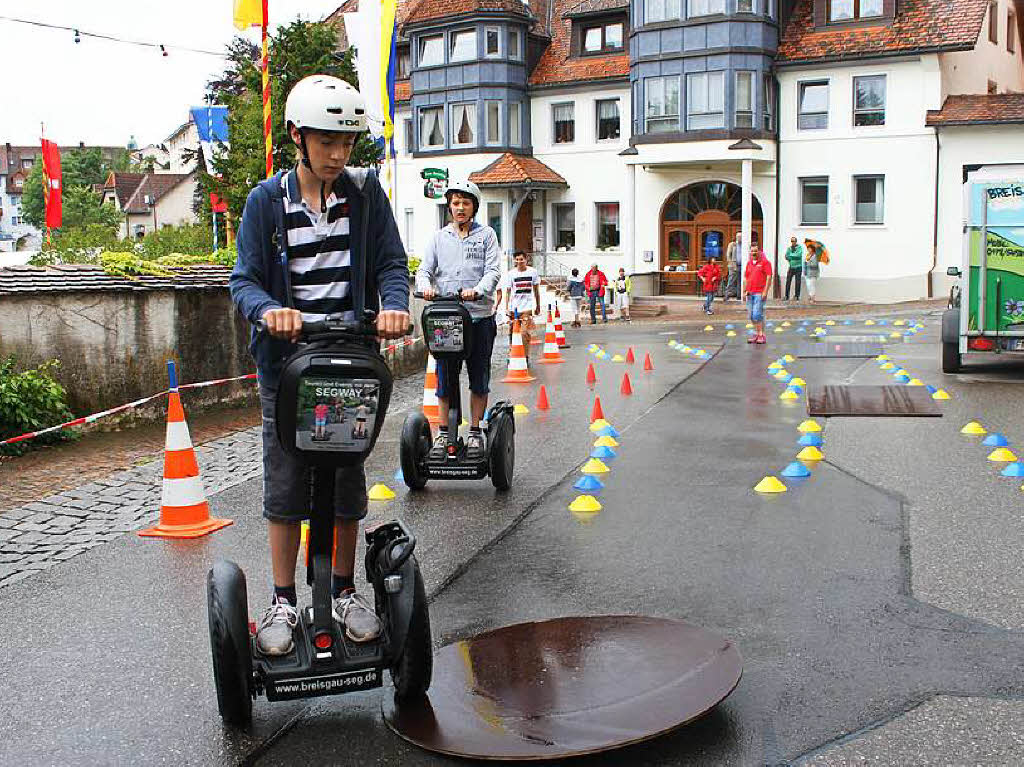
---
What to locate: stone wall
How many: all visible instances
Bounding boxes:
[0,287,426,420]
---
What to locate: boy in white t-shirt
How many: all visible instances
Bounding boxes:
[501,251,542,362]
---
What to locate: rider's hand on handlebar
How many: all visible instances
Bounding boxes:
[262,307,303,343]
[460,288,478,301]
[377,310,410,340]
[421,287,436,300]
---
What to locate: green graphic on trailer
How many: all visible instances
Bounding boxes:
[967,182,1024,332]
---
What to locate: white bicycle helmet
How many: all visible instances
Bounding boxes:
[445,179,481,213]
[285,75,367,133]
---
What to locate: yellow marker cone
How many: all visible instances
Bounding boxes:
[727,330,737,337]
[514,403,530,415]
[825,320,836,326]
[774,370,790,380]
[745,322,754,328]
[784,354,795,362]
[780,388,800,400]
[932,389,950,400]
[894,319,905,326]
[907,378,924,386]
[865,319,876,325]
[589,419,611,432]
[612,354,625,362]
[594,435,620,447]
[704,324,714,331]
[569,495,602,512]
[881,362,896,371]
[790,377,806,386]
[876,354,890,361]
[988,448,1017,462]
[798,419,822,433]
[782,321,792,328]
[581,458,610,474]
[368,483,396,501]
[681,345,692,353]
[889,331,902,338]
[797,446,824,461]
[960,421,987,435]
[754,476,787,493]
[774,327,784,333]
[768,362,783,371]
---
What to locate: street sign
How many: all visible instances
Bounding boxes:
[420,168,448,181]
[421,168,449,199]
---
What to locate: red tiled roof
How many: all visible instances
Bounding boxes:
[529,0,628,85]
[926,94,1024,126]
[404,0,531,25]
[469,153,568,186]
[777,0,988,64]
[123,173,194,214]
[103,172,147,208]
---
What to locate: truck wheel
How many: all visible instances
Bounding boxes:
[207,560,253,726]
[942,341,961,374]
[391,561,433,703]
[400,413,430,490]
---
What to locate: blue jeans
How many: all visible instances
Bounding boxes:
[703,292,715,312]
[747,293,765,324]
[589,292,606,323]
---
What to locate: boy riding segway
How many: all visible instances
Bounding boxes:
[415,179,502,461]
[229,75,410,657]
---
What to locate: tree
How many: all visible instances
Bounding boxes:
[22,146,132,230]
[206,19,382,221]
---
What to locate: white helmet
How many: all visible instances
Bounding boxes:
[445,179,481,212]
[285,75,367,133]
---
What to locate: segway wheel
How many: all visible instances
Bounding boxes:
[400,413,431,490]
[489,412,515,491]
[391,559,433,703]
[207,560,254,726]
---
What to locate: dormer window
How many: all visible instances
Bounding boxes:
[583,21,624,52]
[450,29,477,62]
[828,0,882,22]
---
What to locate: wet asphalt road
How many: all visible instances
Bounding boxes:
[3,313,1024,766]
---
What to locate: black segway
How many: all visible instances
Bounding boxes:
[207,313,432,726]
[400,294,515,491]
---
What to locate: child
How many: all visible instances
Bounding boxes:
[566,268,585,328]
[613,268,632,322]
[698,258,721,315]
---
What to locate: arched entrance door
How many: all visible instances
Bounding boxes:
[661,182,763,295]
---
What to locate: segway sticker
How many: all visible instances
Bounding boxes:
[297,377,379,452]
[426,316,465,354]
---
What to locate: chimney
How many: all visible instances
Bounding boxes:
[79,141,85,149]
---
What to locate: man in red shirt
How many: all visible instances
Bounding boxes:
[744,244,773,344]
[584,263,609,324]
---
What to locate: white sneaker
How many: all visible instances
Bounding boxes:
[256,596,299,656]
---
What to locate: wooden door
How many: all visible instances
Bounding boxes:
[514,201,532,257]
[661,225,697,295]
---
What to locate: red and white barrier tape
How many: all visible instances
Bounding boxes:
[0,338,423,448]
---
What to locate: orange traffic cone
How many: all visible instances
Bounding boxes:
[554,306,570,349]
[502,320,536,383]
[139,364,231,539]
[539,310,566,364]
[422,354,442,425]
[536,385,550,411]
[591,396,605,423]
[643,353,654,372]
[625,347,635,364]
[620,372,633,396]
[586,363,597,387]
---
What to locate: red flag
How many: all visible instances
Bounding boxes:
[209,193,228,214]
[41,139,62,229]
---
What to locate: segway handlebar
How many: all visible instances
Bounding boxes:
[413,291,465,302]
[258,311,413,342]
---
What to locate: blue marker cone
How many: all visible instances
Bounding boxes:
[725,323,734,329]
[597,425,621,439]
[894,374,911,383]
[983,433,1010,447]
[844,319,852,325]
[802,320,811,326]
[798,433,823,447]
[393,467,405,482]
[925,385,938,394]
[767,321,775,328]
[878,319,888,326]
[590,445,617,461]
[781,461,811,478]
[796,327,806,334]
[574,475,605,492]
[1001,462,1024,477]
[787,384,805,394]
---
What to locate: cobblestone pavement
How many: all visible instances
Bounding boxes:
[0,362,438,591]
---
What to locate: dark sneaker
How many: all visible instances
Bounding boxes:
[256,596,299,656]
[429,431,449,460]
[465,430,486,461]
[333,590,382,643]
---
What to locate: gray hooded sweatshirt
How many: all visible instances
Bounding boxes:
[415,222,502,319]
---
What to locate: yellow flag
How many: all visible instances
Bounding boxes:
[233,0,265,30]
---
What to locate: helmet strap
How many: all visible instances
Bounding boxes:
[299,129,312,170]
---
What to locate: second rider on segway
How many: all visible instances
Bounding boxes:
[414,180,502,462]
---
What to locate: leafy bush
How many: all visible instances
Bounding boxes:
[136,223,216,261]
[30,223,122,267]
[407,255,421,275]
[98,252,171,279]
[0,357,75,456]
[157,245,237,268]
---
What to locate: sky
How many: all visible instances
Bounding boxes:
[0,0,344,148]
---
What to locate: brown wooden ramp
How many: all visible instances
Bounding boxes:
[807,385,942,417]
[382,615,743,760]
[796,342,884,358]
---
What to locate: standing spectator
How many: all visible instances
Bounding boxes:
[783,237,804,301]
[613,267,632,322]
[724,232,742,300]
[698,257,722,315]
[744,244,773,344]
[501,251,542,360]
[566,267,585,327]
[803,238,826,304]
[584,262,608,324]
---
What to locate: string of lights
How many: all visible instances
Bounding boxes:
[0,14,228,57]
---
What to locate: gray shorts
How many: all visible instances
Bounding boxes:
[260,385,367,524]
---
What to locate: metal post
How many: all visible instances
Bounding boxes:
[213,211,219,251]
[741,159,753,296]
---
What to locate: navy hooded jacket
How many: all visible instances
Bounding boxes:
[229,167,410,390]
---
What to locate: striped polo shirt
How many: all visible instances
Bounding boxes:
[282,173,354,323]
